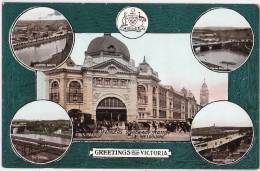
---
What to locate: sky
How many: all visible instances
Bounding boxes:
[192,101,253,128]
[65,33,228,103]
[13,101,70,121]
[19,7,65,21]
[194,8,251,28]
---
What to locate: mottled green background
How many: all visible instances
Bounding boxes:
[2,3,259,169]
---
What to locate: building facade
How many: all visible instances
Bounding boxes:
[46,33,199,123]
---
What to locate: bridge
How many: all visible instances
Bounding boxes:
[11,135,68,157]
[194,132,247,152]
[12,33,71,51]
[11,123,27,134]
[193,39,252,53]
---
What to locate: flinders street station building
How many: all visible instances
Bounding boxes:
[45,33,207,124]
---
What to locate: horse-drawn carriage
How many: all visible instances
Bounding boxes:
[68,109,102,138]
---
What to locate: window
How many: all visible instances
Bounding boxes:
[153,87,157,106]
[97,97,126,109]
[159,110,166,118]
[113,79,118,86]
[159,88,167,108]
[97,78,103,85]
[137,85,147,105]
[50,81,59,103]
[67,81,83,103]
[153,109,157,118]
[104,79,110,86]
[121,80,127,87]
[153,87,156,94]
[138,113,145,118]
[138,108,145,111]
[153,97,157,106]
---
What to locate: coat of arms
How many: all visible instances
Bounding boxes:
[117,7,148,38]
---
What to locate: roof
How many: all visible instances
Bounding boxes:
[202,82,208,88]
[86,33,130,61]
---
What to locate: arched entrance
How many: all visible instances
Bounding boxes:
[96,97,127,122]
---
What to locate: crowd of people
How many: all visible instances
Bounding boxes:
[71,112,192,138]
[96,120,192,133]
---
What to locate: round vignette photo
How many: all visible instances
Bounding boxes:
[10,100,73,164]
[191,101,254,165]
[191,8,254,73]
[10,7,75,71]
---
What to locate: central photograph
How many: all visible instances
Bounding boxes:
[37,33,228,141]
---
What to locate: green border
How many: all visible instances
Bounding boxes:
[2,3,259,169]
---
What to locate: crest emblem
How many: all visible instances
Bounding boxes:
[116,7,148,39]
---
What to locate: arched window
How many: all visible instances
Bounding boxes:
[137,85,147,105]
[50,81,59,103]
[97,97,126,109]
[67,81,83,103]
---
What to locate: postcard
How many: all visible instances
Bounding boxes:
[2,2,259,169]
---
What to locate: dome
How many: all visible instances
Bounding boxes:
[181,88,188,96]
[137,56,158,77]
[138,60,150,73]
[137,56,153,73]
[86,33,130,61]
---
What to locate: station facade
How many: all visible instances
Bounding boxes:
[46,33,204,123]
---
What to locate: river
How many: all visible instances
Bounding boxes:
[197,49,248,71]
[14,38,66,66]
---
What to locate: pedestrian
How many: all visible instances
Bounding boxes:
[152,121,157,132]
[127,121,132,136]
